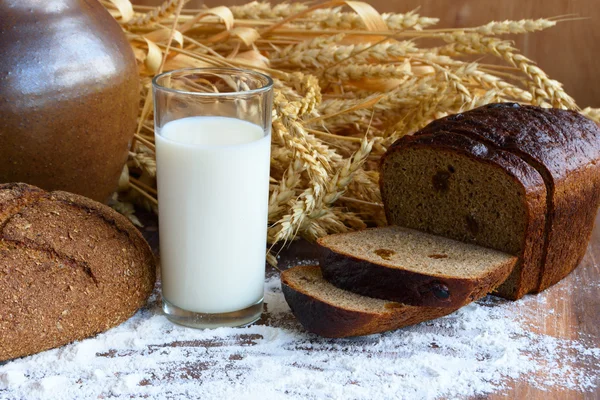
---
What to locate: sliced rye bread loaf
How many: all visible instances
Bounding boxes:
[0,183,156,361]
[380,131,547,300]
[318,226,517,308]
[415,103,600,293]
[281,265,458,338]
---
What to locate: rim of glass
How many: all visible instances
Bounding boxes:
[152,67,274,97]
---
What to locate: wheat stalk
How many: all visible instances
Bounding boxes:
[268,158,305,222]
[126,0,184,27]
[323,61,413,81]
[473,19,556,35]
[272,40,417,68]
[582,107,600,123]
[440,32,576,109]
[305,8,438,31]
[230,1,309,19]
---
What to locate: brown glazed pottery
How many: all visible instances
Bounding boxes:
[0,0,139,202]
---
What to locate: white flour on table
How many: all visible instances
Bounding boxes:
[0,272,598,400]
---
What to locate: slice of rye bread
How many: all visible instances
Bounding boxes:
[281,265,459,338]
[380,131,547,300]
[318,226,517,308]
[416,103,600,293]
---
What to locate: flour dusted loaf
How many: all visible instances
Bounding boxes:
[0,183,156,361]
[382,103,600,299]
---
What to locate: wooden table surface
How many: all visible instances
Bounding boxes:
[138,211,600,399]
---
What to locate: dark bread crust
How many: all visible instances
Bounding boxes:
[0,183,156,361]
[0,182,46,224]
[318,229,516,308]
[281,265,457,338]
[417,104,600,293]
[381,132,547,300]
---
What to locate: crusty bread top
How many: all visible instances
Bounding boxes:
[414,103,600,180]
[0,184,155,287]
[0,182,46,224]
[384,131,547,191]
[318,226,516,279]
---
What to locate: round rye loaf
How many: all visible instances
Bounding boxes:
[0,183,156,361]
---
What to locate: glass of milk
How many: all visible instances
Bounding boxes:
[152,68,273,328]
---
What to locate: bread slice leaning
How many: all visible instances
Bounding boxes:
[281,265,458,338]
[318,226,517,308]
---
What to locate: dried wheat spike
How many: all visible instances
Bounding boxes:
[582,107,600,123]
[441,32,577,109]
[271,41,418,69]
[230,1,308,19]
[323,62,413,82]
[305,9,438,31]
[126,0,183,27]
[473,19,556,35]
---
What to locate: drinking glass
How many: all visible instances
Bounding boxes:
[152,68,273,328]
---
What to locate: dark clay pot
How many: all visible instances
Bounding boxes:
[0,0,139,202]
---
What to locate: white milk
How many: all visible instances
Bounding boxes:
[155,116,270,314]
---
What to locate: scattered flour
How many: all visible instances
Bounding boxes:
[0,273,598,400]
